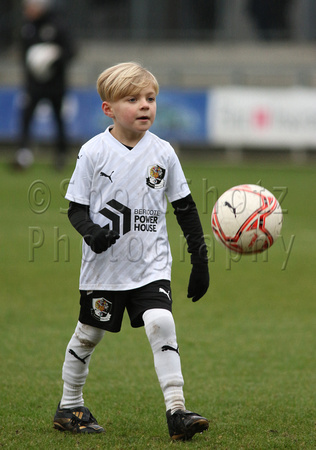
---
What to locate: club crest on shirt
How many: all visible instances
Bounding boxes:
[91,297,112,322]
[146,164,166,189]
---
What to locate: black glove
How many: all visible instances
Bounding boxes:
[89,228,120,254]
[187,263,209,302]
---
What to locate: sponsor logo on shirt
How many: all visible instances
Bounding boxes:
[99,201,161,234]
[134,209,160,232]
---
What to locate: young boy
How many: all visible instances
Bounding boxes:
[53,62,210,441]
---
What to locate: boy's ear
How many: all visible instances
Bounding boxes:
[102,101,114,118]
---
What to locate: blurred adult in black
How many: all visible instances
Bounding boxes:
[0,0,14,51]
[16,0,75,170]
[246,0,293,41]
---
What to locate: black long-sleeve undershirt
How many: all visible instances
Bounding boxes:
[171,194,208,264]
[68,201,99,247]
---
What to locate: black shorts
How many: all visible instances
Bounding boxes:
[78,279,172,332]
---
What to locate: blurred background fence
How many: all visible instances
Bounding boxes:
[1,0,316,162]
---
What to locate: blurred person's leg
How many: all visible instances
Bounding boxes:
[15,92,39,169]
[51,94,67,170]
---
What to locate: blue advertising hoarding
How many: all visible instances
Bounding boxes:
[0,87,208,144]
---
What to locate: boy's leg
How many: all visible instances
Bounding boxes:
[53,321,105,433]
[143,308,185,412]
[61,321,105,408]
[143,308,209,440]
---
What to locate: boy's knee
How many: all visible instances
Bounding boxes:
[143,309,177,351]
[74,321,105,347]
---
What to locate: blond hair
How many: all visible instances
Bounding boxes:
[97,62,159,102]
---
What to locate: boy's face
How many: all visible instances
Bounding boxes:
[102,85,157,145]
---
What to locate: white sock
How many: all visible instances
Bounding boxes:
[61,382,84,409]
[60,321,105,409]
[143,309,185,413]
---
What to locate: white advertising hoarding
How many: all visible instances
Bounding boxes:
[209,87,316,148]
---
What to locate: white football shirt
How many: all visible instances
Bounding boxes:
[66,127,191,291]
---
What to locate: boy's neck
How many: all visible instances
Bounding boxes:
[109,126,145,148]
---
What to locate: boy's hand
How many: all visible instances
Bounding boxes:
[187,264,209,302]
[90,228,120,253]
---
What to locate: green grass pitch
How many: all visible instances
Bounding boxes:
[0,159,315,449]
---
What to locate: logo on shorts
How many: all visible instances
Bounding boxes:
[91,297,112,322]
[146,165,165,189]
[159,287,171,302]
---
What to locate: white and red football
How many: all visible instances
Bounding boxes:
[211,184,283,254]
